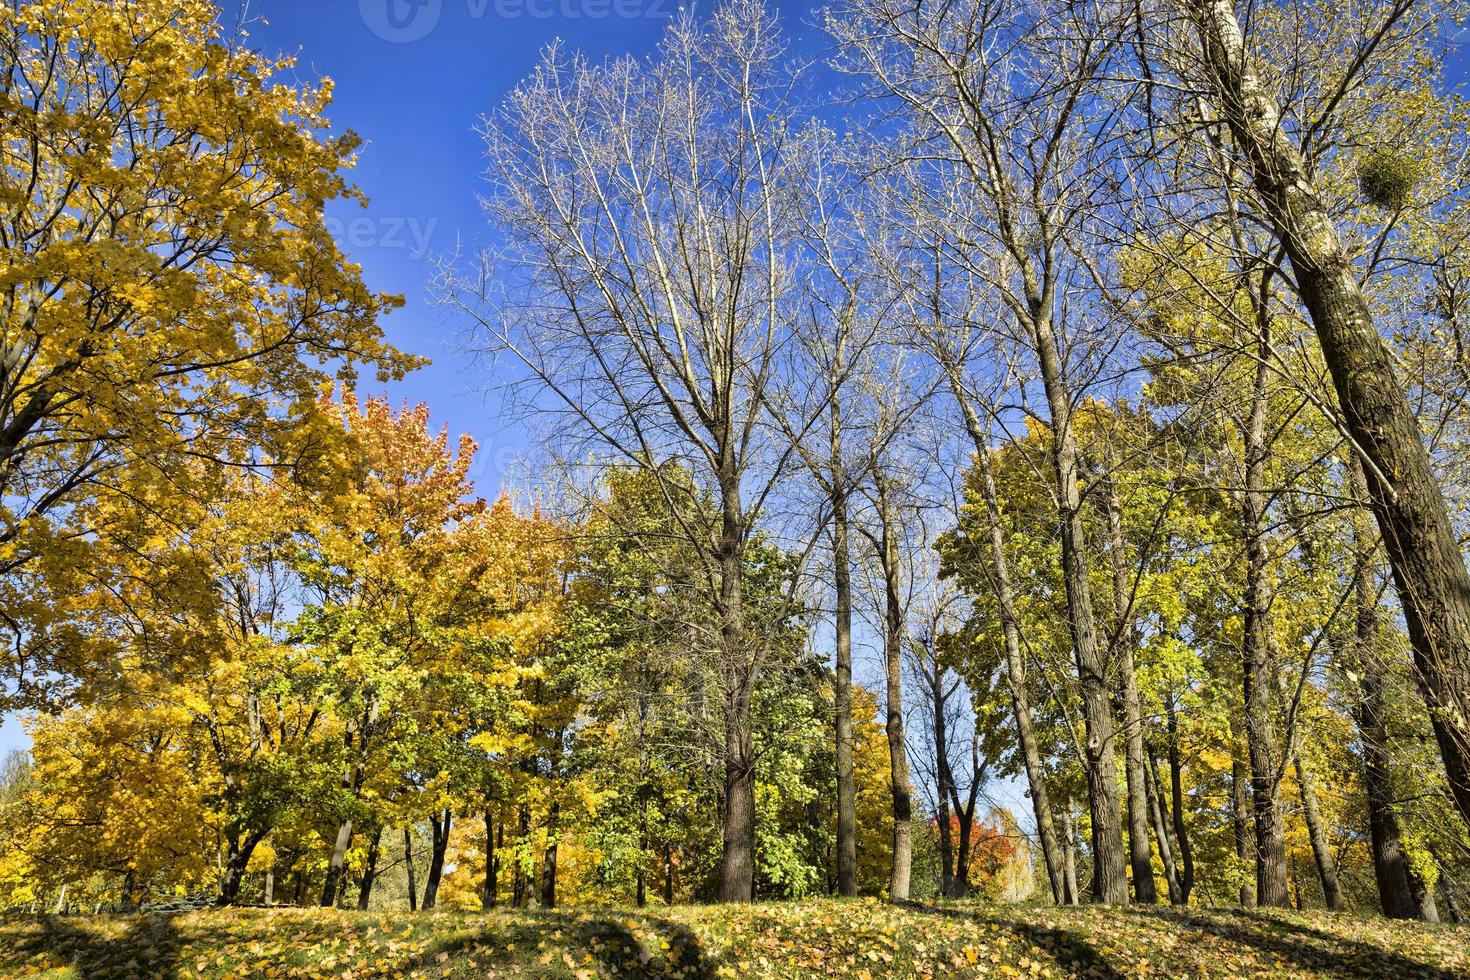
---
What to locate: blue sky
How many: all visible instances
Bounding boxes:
[244,0,835,493]
[0,0,833,757]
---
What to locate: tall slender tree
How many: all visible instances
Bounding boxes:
[455,0,817,900]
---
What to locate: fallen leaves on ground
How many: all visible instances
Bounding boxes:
[0,898,1466,979]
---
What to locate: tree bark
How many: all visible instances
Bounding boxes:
[1145,749,1183,905]
[1440,875,1464,923]
[1061,806,1080,906]
[953,797,974,899]
[321,819,353,909]
[1031,309,1128,905]
[1411,866,1441,923]
[357,828,383,912]
[421,810,452,911]
[1231,739,1256,908]
[1240,339,1289,908]
[1346,461,1420,919]
[637,807,648,909]
[1293,752,1345,911]
[1166,698,1195,904]
[934,671,956,899]
[487,822,500,912]
[513,807,528,908]
[541,801,560,909]
[217,831,266,907]
[1357,662,1420,918]
[404,826,418,912]
[875,481,913,902]
[1187,0,1470,832]
[832,447,858,899]
[1105,477,1157,904]
[717,476,757,902]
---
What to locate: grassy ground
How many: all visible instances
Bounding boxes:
[0,898,1467,979]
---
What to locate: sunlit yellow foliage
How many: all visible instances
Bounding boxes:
[0,0,415,705]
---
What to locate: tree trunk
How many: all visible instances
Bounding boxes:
[874,478,913,902]
[1231,740,1255,908]
[541,801,560,909]
[1358,663,1419,918]
[1105,477,1157,904]
[1167,697,1195,904]
[513,807,528,908]
[1240,340,1289,908]
[956,390,1068,905]
[1347,461,1420,919]
[217,831,265,907]
[664,843,675,906]
[357,828,383,912]
[484,812,498,911]
[404,826,418,912]
[321,819,353,908]
[1188,0,1470,833]
[717,477,757,903]
[934,671,956,899]
[637,807,648,909]
[1031,309,1128,905]
[1061,806,1080,906]
[1411,866,1441,923]
[1145,750,1183,905]
[720,677,756,903]
[953,797,974,899]
[1293,752,1344,911]
[422,810,452,911]
[833,460,858,899]
[1440,875,1464,923]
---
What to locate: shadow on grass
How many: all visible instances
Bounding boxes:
[0,912,184,979]
[386,909,717,979]
[1133,907,1466,980]
[896,900,1128,980]
[0,907,715,979]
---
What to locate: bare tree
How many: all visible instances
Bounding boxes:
[775,127,898,897]
[903,573,990,898]
[851,377,944,901]
[448,1,814,901]
[830,0,1140,903]
[859,187,1071,904]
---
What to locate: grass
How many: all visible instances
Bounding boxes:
[0,898,1467,978]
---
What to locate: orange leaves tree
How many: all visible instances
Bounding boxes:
[291,393,507,908]
[0,392,573,909]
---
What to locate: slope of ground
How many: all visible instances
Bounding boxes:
[0,898,1466,979]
